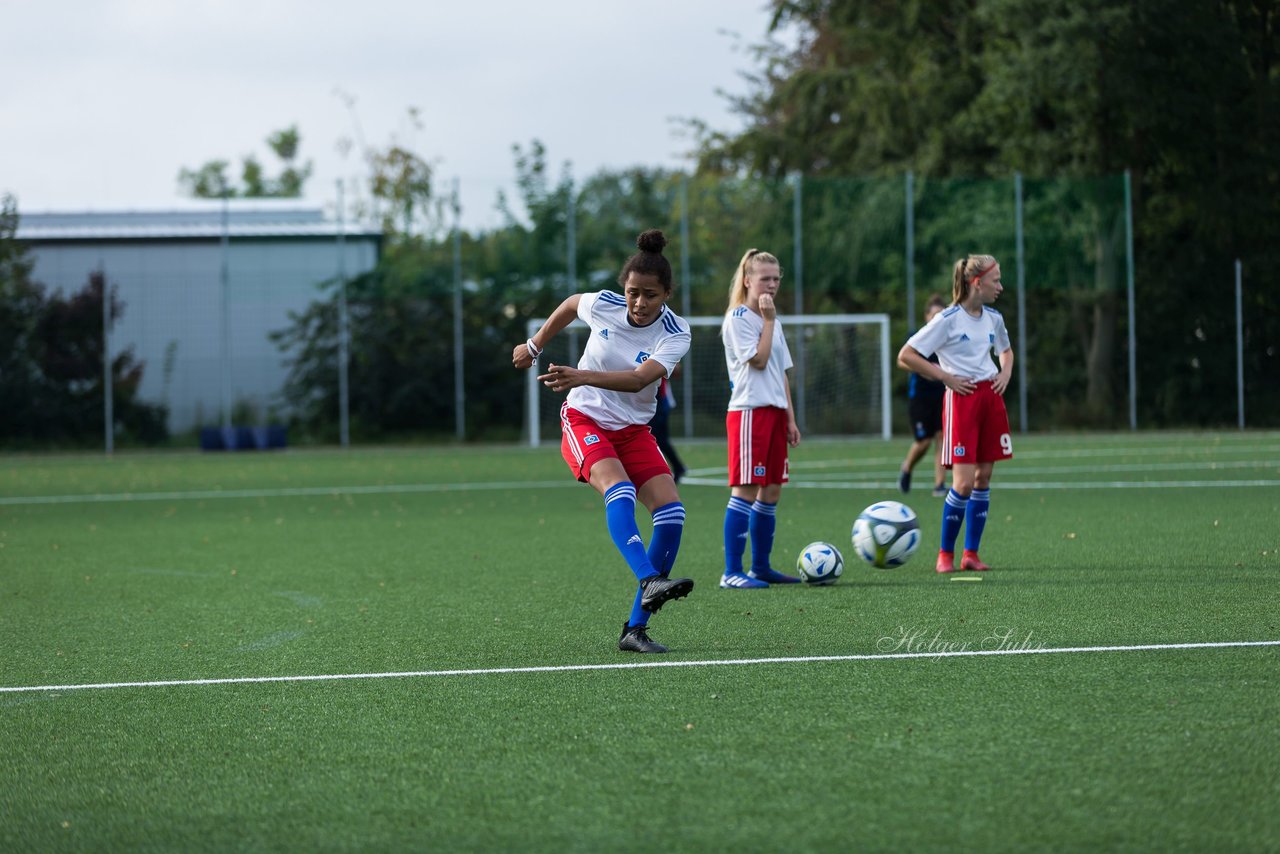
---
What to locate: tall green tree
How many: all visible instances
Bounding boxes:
[0,194,46,434]
[699,0,1279,426]
[30,271,167,444]
[270,140,570,441]
[0,198,168,447]
[368,145,436,236]
[178,125,314,198]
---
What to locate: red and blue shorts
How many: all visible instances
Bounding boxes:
[726,406,790,486]
[941,381,1013,467]
[559,403,670,487]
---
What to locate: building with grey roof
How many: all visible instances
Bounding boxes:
[18,200,380,434]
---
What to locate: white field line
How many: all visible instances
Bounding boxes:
[0,480,577,506]
[5,475,1278,505]
[3,640,1276,694]
[5,449,1278,507]
[792,444,1280,468]
[683,477,1280,490]
[797,460,1280,477]
[768,460,1280,483]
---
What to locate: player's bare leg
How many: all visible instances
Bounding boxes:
[932,444,947,497]
[899,436,932,494]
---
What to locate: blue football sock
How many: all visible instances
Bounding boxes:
[964,489,990,552]
[940,489,970,553]
[603,482,657,582]
[647,502,685,577]
[749,500,778,573]
[628,587,649,628]
[630,501,686,626]
[723,496,752,574]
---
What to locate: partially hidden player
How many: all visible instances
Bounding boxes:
[719,248,803,589]
[897,255,1014,574]
[512,229,694,653]
[899,294,949,498]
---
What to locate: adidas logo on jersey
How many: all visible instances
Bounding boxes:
[959,333,971,342]
[599,328,609,338]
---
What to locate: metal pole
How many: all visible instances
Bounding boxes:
[791,171,804,314]
[791,171,806,433]
[679,173,693,438]
[101,266,113,455]
[1235,259,1244,429]
[1124,170,1137,430]
[905,171,915,328]
[526,320,541,447]
[453,177,465,441]
[564,169,579,367]
[879,316,892,439]
[220,191,231,432]
[1015,173,1028,433]
[336,180,350,447]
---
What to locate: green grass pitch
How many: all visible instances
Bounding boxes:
[2,432,1278,850]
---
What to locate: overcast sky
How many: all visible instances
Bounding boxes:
[1,0,786,230]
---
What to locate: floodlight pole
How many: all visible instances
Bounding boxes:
[905,171,915,328]
[1015,173,1028,433]
[220,190,231,432]
[1235,259,1244,429]
[101,264,113,455]
[336,180,350,448]
[1124,170,1137,430]
[791,171,807,433]
[566,167,579,365]
[679,174,694,438]
[452,178,465,441]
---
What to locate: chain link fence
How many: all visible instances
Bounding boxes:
[9,172,1268,450]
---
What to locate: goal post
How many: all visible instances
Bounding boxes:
[525,313,892,446]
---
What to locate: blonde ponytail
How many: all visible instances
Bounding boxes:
[952,254,998,305]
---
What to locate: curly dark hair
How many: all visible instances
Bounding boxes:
[617,228,674,292]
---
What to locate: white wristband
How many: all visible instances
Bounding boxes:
[526,338,542,358]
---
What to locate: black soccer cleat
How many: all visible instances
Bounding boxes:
[618,622,669,653]
[639,574,694,613]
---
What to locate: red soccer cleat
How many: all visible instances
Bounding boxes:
[961,550,991,571]
[935,550,956,574]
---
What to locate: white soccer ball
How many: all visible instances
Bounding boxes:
[796,541,844,585]
[851,501,921,568]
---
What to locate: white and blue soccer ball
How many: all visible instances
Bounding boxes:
[851,501,921,568]
[796,541,844,585]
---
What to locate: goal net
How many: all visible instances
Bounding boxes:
[525,313,891,446]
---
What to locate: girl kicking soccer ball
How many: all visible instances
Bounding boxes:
[513,229,694,652]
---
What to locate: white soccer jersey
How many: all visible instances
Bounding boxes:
[565,290,692,430]
[906,304,1011,381]
[722,305,794,411]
